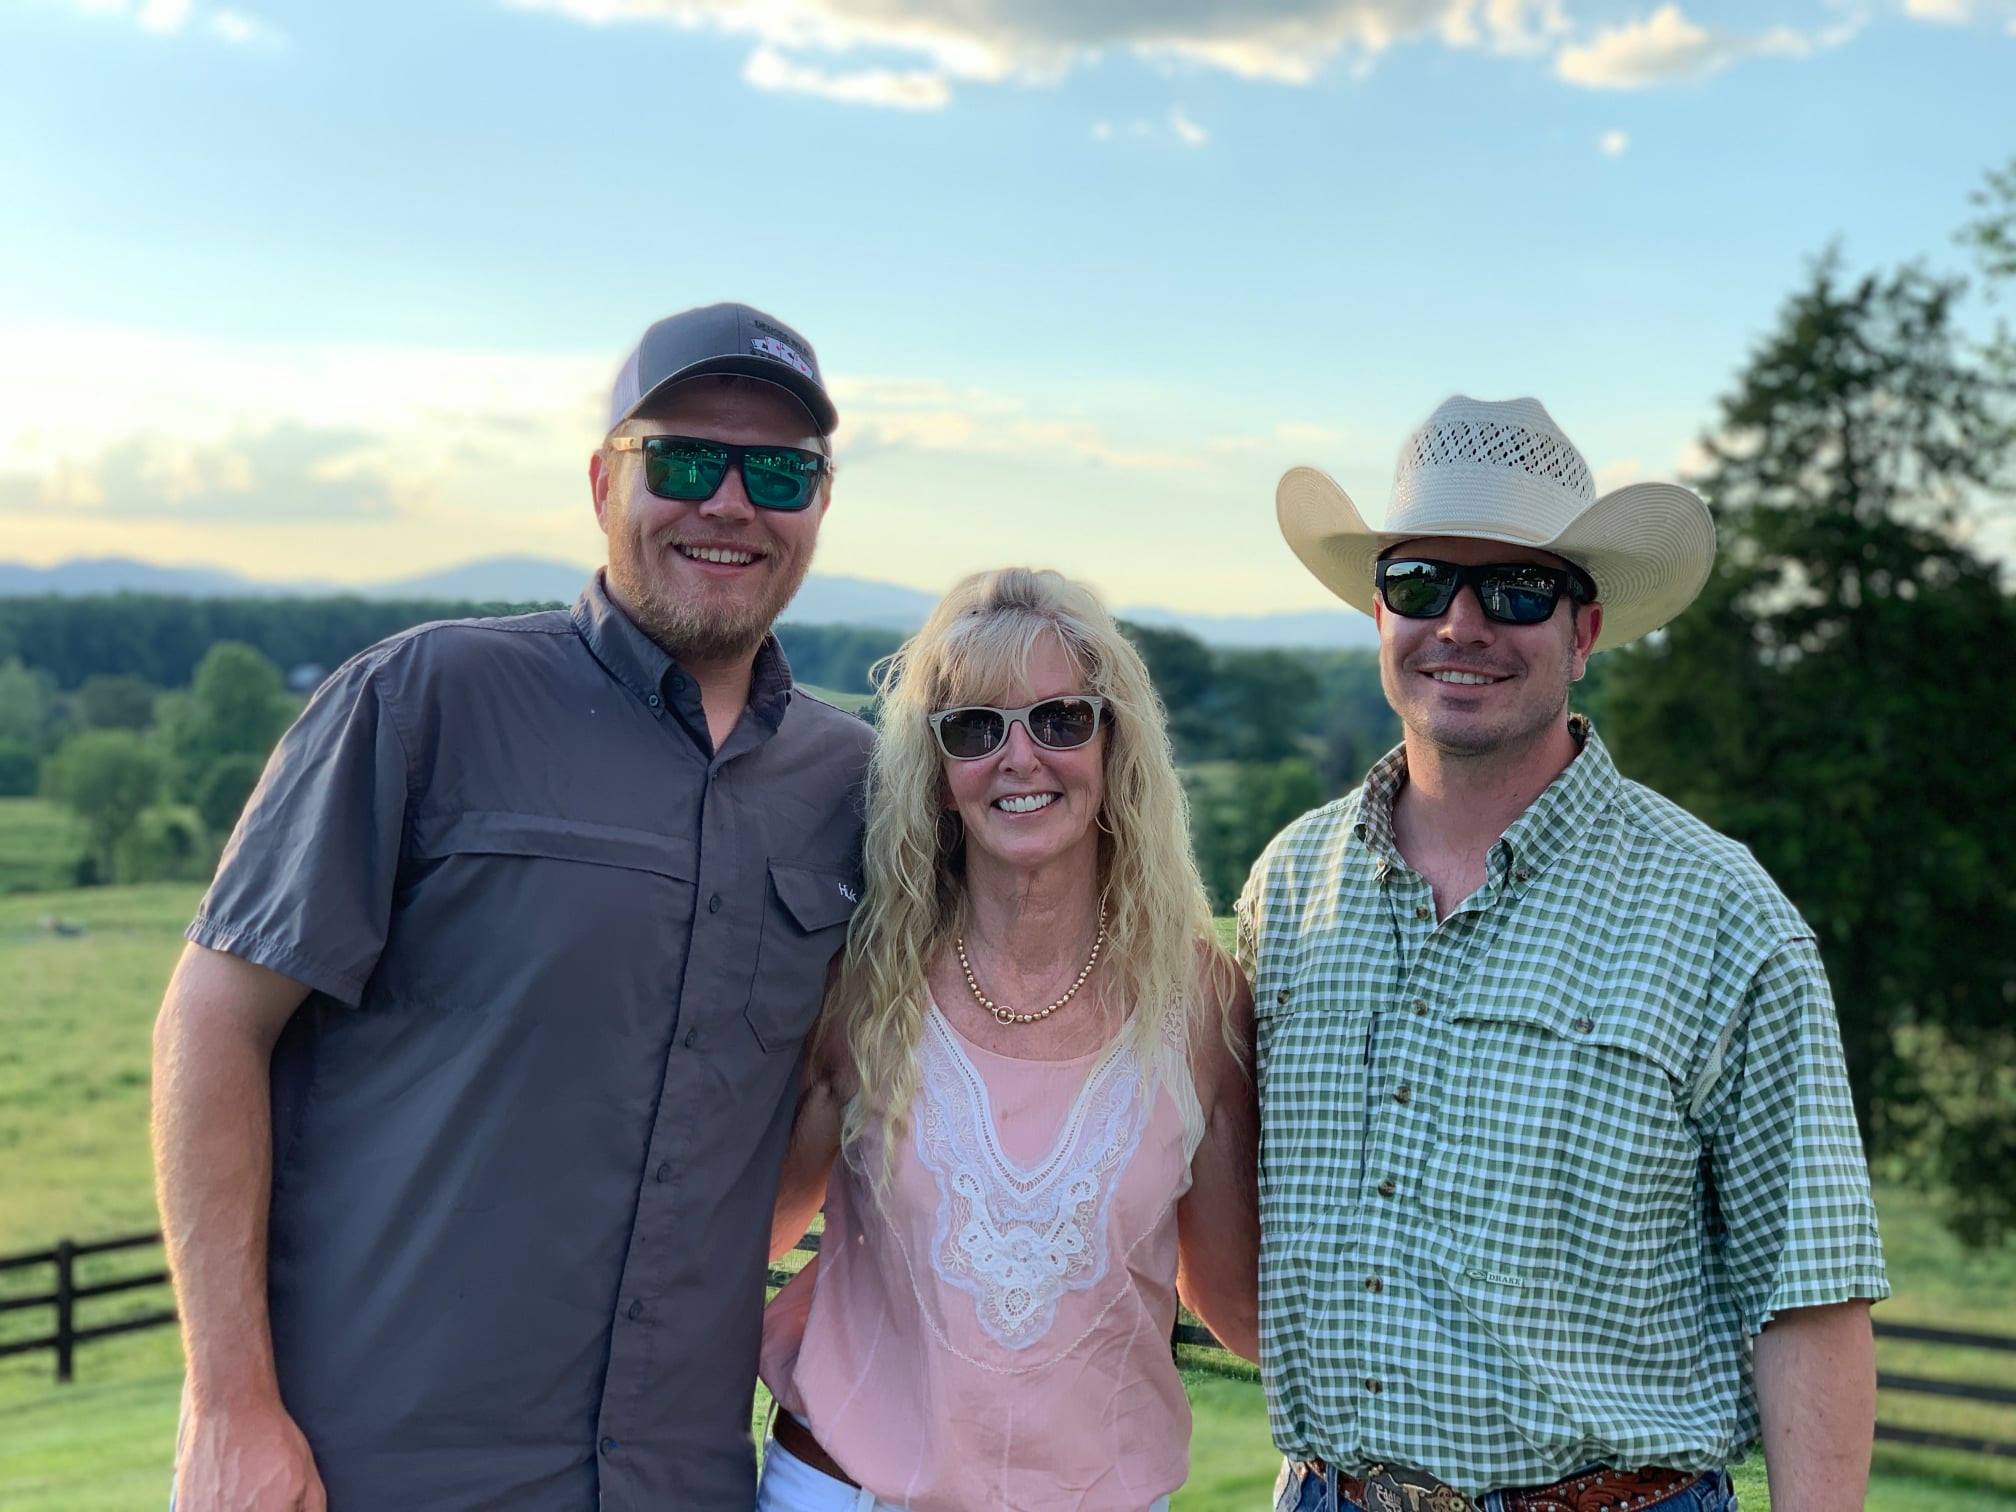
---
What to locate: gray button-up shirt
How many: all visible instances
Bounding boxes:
[187,573,872,1510]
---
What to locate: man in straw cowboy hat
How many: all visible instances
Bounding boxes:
[1238,396,1888,1512]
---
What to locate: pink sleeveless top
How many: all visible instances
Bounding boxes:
[760,1001,1201,1512]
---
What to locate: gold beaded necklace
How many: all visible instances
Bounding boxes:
[956,904,1107,1027]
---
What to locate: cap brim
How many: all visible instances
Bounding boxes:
[621,355,838,436]
[1275,467,1715,652]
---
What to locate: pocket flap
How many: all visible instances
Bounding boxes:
[414,810,695,882]
[1450,993,1690,1082]
[770,861,860,933]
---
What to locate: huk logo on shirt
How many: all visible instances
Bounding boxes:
[751,336,814,379]
[837,881,859,903]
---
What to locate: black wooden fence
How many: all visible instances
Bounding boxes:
[7,1230,2015,1463]
[0,1232,176,1383]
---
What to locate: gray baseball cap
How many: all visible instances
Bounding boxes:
[607,302,837,436]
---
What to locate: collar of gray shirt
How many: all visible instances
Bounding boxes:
[569,568,795,746]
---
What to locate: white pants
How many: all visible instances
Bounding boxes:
[753,1435,1174,1512]
[755,1436,905,1512]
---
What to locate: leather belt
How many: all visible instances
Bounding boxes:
[773,1411,859,1488]
[1304,1459,1705,1511]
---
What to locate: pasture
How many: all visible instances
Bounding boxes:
[1,881,2012,1508]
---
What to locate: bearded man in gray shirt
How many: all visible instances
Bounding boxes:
[153,303,872,1511]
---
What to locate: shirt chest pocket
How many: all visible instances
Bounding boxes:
[388,810,698,1010]
[1423,994,1704,1242]
[745,860,860,1053]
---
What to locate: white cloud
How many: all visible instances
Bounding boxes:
[833,376,1177,471]
[742,44,951,108]
[61,0,277,43]
[1898,0,2016,25]
[1088,110,1213,149]
[1554,4,1847,89]
[1599,128,1630,155]
[1168,107,1210,147]
[0,323,608,553]
[504,0,1592,104]
[136,0,191,31]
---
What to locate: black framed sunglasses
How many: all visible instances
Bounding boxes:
[607,434,829,512]
[1374,557,1596,626]
[929,696,1107,761]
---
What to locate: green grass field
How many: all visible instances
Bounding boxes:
[0,798,88,896]
[2,884,2011,1508]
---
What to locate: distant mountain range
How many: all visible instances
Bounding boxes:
[0,555,1376,650]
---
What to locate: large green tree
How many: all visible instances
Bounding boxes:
[42,728,165,882]
[1601,243,2016,1241]
[159,642,292,791]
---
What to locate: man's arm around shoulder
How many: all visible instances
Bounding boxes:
[153,943,325,1512]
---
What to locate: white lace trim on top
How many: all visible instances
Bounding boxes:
[912,1009,1152,1351]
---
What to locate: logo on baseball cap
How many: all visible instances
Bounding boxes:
[608,302,837,436]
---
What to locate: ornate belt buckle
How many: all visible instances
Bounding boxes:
[1362,1464,1481,1512]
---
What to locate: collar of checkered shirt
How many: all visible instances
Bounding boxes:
[1353,714,1617,888]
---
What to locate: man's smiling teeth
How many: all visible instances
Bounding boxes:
[678,545,757,565]
[1430,671,1501,685]
[994,793,1058,814]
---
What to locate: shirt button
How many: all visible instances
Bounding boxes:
[1364,1378,1383,1394]
[1411,998,1428,1015]
[1393,1085,1411,1105]
[1573,1017,1594,1034]
[708,893,723,914]
[1515,867,1532,883]
[1276,988,1291,1005]
[646,694,661,708]
[601,1438,618,1455]
[671,675,687,691]
[1377,1178,1397,1198]
[685,1027,702,1049]
[1364,1275,1384,1292]
[627,1300,643,1321]
[655,1162,671,1183]
[1413,905,1430,921]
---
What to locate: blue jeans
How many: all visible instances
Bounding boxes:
[1275,1461,1737,1512]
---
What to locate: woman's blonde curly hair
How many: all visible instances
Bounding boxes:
[830,567,1221,1172]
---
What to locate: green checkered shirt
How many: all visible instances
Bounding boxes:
[1236,719,1888,1496]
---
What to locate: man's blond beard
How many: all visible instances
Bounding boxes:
[605,499,818,666]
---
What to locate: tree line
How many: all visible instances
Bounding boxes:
[0,602,1399,910]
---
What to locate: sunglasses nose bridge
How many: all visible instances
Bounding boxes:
[995,713,1046,764]
[1437,579,1500,642]
[693,460,757,518]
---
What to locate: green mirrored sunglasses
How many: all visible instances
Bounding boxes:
[608,434,828,512]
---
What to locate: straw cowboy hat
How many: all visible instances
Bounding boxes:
[1276,395,1716,651]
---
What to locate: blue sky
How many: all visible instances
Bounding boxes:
[1,0,2010,612]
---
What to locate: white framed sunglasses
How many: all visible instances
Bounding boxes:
[928,696,1107,761]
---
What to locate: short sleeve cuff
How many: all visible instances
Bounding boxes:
[186,915,368,1008]
[1746,1269,1893,1336]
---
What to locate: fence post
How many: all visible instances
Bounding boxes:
[54,1239,76,1384]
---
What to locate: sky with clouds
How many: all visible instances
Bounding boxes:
[1,0,2010,612]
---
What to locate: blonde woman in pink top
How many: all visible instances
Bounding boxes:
[758,567,1260,1512]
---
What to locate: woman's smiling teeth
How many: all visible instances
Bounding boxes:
[678,545,759,565]
[994,792,1059,814]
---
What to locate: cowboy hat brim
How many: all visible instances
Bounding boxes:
[1276,465,1715,652]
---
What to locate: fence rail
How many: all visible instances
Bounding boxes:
[10,1230,2015,1462]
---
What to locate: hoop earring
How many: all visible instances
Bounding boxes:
[1095,807,1115,836]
